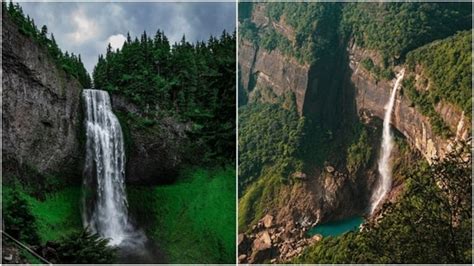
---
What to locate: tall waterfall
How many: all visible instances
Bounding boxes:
[370,69,405,214]
[82,89,131,246]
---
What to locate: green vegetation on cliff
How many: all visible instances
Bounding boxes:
[406,31,472,118]
[2,1,91,88]
[238,91,304,190]
[238,2,341,64]
[265,2,341,64]
[238,91,305,231]
[341,2,472,61]
[127,167,235,263]
[346,128,372,174]
[296,144,472,263]
[360,57,394,81]
[93,30,236,163]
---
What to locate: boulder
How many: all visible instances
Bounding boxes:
[311,234,323,242]
[261,214,274,228]
[249,231,274,263]
[238,254,247,263]
[325,165,335,173]
[292,171,307,180]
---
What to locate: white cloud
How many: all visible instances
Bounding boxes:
[67,8,100,44]
[19,2,235,74]
[106,34,126,51]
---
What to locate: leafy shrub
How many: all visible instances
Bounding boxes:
[3,186,41,245]
[50,230,116,264]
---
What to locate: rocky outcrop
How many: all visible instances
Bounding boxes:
[238,214,324,263]
[2,14,83,184]
[110,94,191,184]
[348,42,471,163]
[239,4,310,115]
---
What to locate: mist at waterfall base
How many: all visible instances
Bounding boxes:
[82,89,164,263]
[370,69,405,214]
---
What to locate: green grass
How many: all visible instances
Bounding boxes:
[2,186,82,244]
[127,166,236,263]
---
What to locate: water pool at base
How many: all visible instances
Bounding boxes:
[307,216,364,237]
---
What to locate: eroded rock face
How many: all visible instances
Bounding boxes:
[2,15,83,183]
[348,42,471,162]
[110,95,191,185]
[239,5,310,115]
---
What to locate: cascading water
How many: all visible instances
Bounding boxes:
[370,69,405,214]
[82,89,134,246]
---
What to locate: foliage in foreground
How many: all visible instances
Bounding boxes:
[296,143,472,263]
[127,166,236,263]
[2,184,115,263]
[48,230,116,264]
[2,185,82,244]
[2,185,41,245]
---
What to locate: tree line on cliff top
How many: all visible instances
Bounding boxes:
[93,29,236,163]
[2,0,92,88]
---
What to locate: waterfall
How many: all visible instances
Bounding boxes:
[82,89,132,246]
[370,69,405,214]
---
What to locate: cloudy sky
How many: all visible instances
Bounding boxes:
[20,1,236,74]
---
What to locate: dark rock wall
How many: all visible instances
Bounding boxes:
[2,15,84,183]
[110,94,190,185]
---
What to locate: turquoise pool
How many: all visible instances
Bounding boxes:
[307,216,364,237]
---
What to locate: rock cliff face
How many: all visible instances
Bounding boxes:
[348,42,470,162]
[110,94,191,185]
[238,4,310,115]
[2,15,84,183]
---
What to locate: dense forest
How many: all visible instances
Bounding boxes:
[405,31,472,136]
[341,2,471,61]
[93,29,236,163]
[239,90,304,188]
[2,0,91,88]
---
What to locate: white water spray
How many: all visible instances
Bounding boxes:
[370,69,405,214]
[82,89,134,246]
